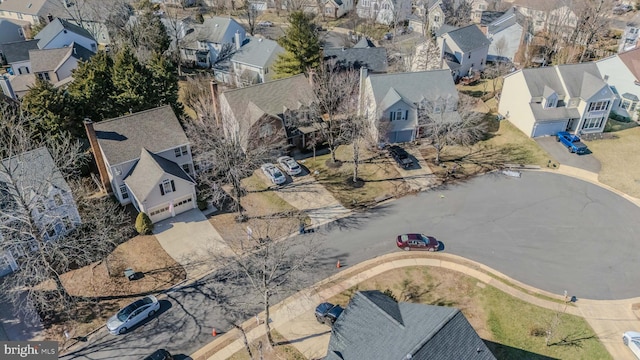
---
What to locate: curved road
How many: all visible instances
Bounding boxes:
[62,171,640,359]
[323,171,640,300]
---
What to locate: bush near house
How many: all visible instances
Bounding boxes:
[135,212,154,235]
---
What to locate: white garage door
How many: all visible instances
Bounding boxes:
[390,130,414,143]
[531,121,567,137]
[172,195,194,214]
[147,195,195,223]
[148,204,172,223]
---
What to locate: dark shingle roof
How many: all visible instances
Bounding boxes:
[93,106,189,166]
[368,70,458,107]
[0,19,25,45]
[124,149,194,202]
[325,291,496,360]
[35,18,96,49]
[230,36,283,69]
[442,24,490,53]
[353,37,375,48]
[0,39,39,63]
[323,47,388,73]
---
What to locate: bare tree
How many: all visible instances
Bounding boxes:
[243,3,260,36]
[0,104,131,322]
[418,94,487,164]
[570,0,614,62]
[441,0,473,27]
[410,38,443,72]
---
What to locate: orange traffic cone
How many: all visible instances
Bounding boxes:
[336,260,341,268]
[212,328,217,337]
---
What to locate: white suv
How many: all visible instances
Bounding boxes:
[261,163,286,185]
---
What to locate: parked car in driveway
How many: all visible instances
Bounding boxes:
[396,233,439,251]
[623,331,640,359]
[315,302,343,326]
[258,21,273,27]
[556,131,588,154]
[261,163,286,185]
[388,145,414,168]
[107,295,160,334]
[143,349,173,360]
[278,156,302,175]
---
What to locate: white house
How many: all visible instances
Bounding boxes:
[409,0,445,37]
[0,147,81,277]
[596,47,640,121]
[34,18,97,52]
[485,7,524,63]
[180,16,247,68]
[499,62,616,138]
[356,0,412,25]
[214,36,284,87]
[0,39,38,75]
[437,24,490,81]
[0,0,54,25]
[511,0,578,34]
[85,106,197,223]
[358,68,459,143]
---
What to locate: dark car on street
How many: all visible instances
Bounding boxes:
[315,302,344,326]
[388,145,414,168]
[142,349,173,360]
[396,233,439,251]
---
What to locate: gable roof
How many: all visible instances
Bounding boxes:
[511,0,559,11]
[554,62,605,99]
[0,0,51,16]
[368,70,457,108]
[124,149,194,202]
[618,47,640,81]
[353,37,375,48]
[0,39,39,63]
[325,291,496,360]
[93,106,189,166]
[324,47,388,73]
[35,18,96,49]
[230,36,283,69]
[7,74,36,95]
[182,16,242,47]
[442,24,490,53]
[0,19,25,45]
[29,43,92,73]
[221,74,315,149]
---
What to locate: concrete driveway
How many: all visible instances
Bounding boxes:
[153,209,233,279]
[535,136,601,173]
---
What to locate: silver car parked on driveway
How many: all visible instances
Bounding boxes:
[107,295,160,334]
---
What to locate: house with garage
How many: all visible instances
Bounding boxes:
[437,24,490,81]
[0,147,81,277]
[356,0,412,25]
[359,68,459,143]
[84,105,197,223]
[180,16,246,68]
[34,17,97,52]
[217,74,316,152]
[213,36,284,87]
[596,47,640,121]
[325,290,496,360]
[499,62,615,138]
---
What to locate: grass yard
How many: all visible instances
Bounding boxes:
[329,266,610,360]
[228,330,307,360]
[584,125,640,199]
[302,144,412,208]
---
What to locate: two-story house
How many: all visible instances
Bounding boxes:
[318,0,354,19]
[30,42,93,84]
[485,7,525,63]
[511,0,577,34]
[356,0,412,25]
[214,35,284,87]
[596,47,640,121]
[0,18,25,45]
[0,39,38,75]
[180,16,246,68]
[0,147,81,277]
[0,0,55,25]
[84,105,197,223]
[437,24,490,81]
[34,18,97,52]
[409,0,445,37]
[499,62,615,137]
[359,68,459,143]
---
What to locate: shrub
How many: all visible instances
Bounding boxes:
[530,326,547,337]
[382,289,398,302]
[135,212,154,235]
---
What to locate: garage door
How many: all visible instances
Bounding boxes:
[148,204,172,223]
[531,121,567,137]
[390,130,414,143]
[172,195,194,215]
[147,196,195,223]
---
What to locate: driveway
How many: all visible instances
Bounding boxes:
[535,136,601,173]
[153,209,233,279]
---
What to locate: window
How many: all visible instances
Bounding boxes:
[120,184,129,199]
[582,116,605,129]
[46,227,56,239]
[363,0,370,6]
[160,180,175,195]
[434,15,440,23]
[53,194,63,206]
[383,3,389,10]
[174,145,188,157]
[182,164,190,174]
[17,13,23,19]
[588,101,610,112]
[62,216,73,233]
[37,72,50,81]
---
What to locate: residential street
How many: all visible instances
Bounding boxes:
[61,171,640,359]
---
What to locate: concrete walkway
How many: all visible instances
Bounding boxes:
[397,146,437,192]
[153,209,233,279]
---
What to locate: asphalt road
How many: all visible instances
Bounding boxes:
[535,136,601,173]
[61,171,640,359]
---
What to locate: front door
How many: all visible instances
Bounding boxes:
[566,118,576,131]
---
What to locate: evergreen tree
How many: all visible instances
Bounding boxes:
[146,52,184,116]
[20,79,73,139]
[272,11,321,79]
[111,46,153,114]
[135,212,154,235]
[66,52,117,121]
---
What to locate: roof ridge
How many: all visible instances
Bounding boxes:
[406,307,460,356]
[95,105,172,125]
[222,73,307,95]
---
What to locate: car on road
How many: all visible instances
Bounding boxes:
[556,131,588,154]
[396,233,439,251]
[623,331,640,359]
[261,163,287,185]
[278,156,302,175]
[143,349,174,360]
[258,21,273,27]
[388,145,414,168]
[315,302,343,326]
[107,295,160,335]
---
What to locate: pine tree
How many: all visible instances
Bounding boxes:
[135,212,154,235]
[111,46,153,114]
[66,51,117,121]
[20,79,73,139]
[272,11,321,79]
[146,52,184,116]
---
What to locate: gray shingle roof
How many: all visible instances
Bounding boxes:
[324,47,388,73]
[8,74,35,95]
[555,62,605,99]
[353,37,375,48]
[0,0,51,16]
[443,24,490,53]
[124,149,194,202]
[182,16,242,48]
[521,67,565,98]
[93,106,189,166]
[35,18,96,49]
[325,291,496,360]
[0,19,24,45]
[0,39,39,63]
[230,36,283,69]
[530,103,580,122]
[368,70,458,108]
[30,47,71,72]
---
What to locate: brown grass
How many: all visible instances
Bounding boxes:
[227,330,307,360]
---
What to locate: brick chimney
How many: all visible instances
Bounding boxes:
[307,69,315,87]
[210,80,221,126]
[84,119,111,193]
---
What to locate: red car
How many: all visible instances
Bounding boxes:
[396,233,439,251]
